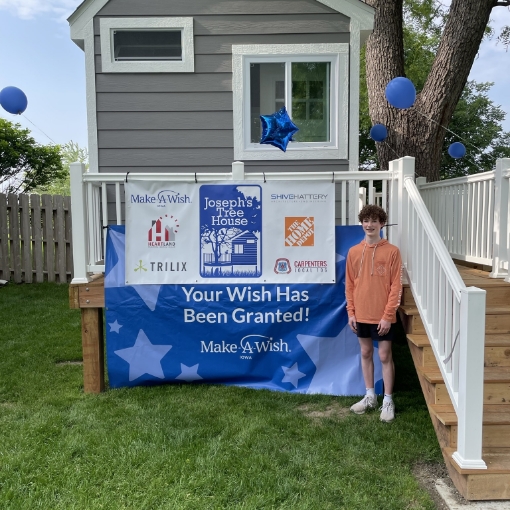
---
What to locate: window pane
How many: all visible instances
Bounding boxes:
[250,63,286,143]
[291,62,330,142]
[113,31,182,61]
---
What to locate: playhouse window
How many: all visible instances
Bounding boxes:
[232,44,349,161]
[113,30,182,61]
[100,18,194,73]
[250,62,330,143]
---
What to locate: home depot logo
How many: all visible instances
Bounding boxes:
[284,217,314,247]
[148,215,179,247]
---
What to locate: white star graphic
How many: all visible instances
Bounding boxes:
[281,362,306,388]
[114,329,172,382]
[297,323,382,396]
[108,320,122,333]
[175,363,203,382]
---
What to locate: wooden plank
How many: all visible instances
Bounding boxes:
[54,196,67,283]
[79,285,105,308]
[97,111,233,130]
[192,15,350,36]
[69,285,80,309]
[98,129,233,149]
[19,194,32,283]
[466,473,510,500]
[8,193,22,283]
[435,383,452,405]
[99,147,234,167]
[96,73,232,93]
[96,91,232,112]
[64,196,73,281]
[96,0,339,16]
[194,33,350,54]
[31,195,44,283]
[42,195,55,283]
[485,314,510,334]
[485,347,510,367]
[485,334,510,347]
[94,32,351,56]
[81,308,105,394]
[407,334,430,348]
[0,194,9,280]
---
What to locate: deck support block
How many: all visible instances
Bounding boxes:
[81,307,104,393]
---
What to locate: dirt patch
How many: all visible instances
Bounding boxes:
[297,402,351,421]
[413,461,473,509]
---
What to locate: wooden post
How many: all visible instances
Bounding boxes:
[81,307,105,393]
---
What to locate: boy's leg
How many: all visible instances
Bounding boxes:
[350,337,378,414]
[358,337,375,388]
[378,340,395,422]
[378,340,394,395]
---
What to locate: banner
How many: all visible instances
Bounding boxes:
[125,180,335,285]
[105,225,384,395]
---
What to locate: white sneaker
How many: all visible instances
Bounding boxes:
[350,395,378,414]
[380,401,395,423]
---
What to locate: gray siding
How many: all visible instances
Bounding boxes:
[94,0,350,174]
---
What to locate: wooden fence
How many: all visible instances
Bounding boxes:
[0,193,73,283]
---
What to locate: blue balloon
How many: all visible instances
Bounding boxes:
[260,106,299,152]
[448,142,466,159]
[385,77,416,109]
[0,86,28,114]
[370,124,387,142]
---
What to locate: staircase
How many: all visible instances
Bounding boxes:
[400,265,510,500]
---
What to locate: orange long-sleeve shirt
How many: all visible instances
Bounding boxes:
[345,239,403,324]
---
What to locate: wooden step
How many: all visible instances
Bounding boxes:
[417,366,510,405]
[444,447,510,475]
[430,404,510,426]
[400,305,510,334]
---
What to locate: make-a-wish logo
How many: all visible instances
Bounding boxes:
[148,215,179,247]
[200,334,289,359]
[274,258,291,274]
[157,190,192,204]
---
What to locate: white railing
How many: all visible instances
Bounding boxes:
[391,157,486,470]
[70,161,392,282]
[418,158,510,282]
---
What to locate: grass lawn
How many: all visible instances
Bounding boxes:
[0,283,442,509]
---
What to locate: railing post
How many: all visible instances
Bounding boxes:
[232,161,245,181]
[397,157,415,264]
[359,187,366,211]
[490,158,510,279]
[388,159,399,246]
[70,162,91,284]
[452,287,487,470]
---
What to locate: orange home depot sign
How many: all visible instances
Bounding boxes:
[285,217,315,247]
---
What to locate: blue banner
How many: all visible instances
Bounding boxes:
[105,225,383,395]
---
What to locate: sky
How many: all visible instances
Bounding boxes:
[0,1,509,150]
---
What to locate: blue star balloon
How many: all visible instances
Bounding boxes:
[260,106,299,152]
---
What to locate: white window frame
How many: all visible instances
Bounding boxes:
[232,44,349,161]
[100,17,194,73]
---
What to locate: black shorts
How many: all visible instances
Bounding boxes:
[356,322,395,341]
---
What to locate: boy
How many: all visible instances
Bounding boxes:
[345,205,402,423]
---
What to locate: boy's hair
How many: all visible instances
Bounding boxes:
[358,204,387,224]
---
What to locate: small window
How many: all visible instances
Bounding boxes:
[234,245,244,254]
[100,18,194,73]
[113,30,182,61]
[232,44,348,161]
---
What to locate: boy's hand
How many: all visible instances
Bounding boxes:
[348,316,357,333]
[377,319,391,336]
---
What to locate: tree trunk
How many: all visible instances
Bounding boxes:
[365,0,495,181]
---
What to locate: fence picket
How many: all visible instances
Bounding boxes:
[20,194,33,283]
[0,194,8,280]
[31,195,44,283]
[54,195,67,283]
[42,195,55,282]
[65,196,73,280]
[8,193,22,282]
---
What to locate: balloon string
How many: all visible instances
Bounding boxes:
[412,108,483,153]
[21,114,57,144]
